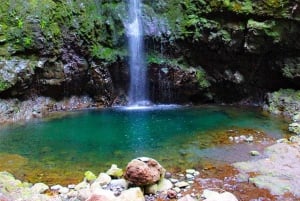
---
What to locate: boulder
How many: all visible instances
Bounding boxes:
[31,183,49,194]
[289,123,300,135]
[96,173,111,186]
[116,187,145,201]
[124,157,165,186]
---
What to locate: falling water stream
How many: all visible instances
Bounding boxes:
[127,0,149,106]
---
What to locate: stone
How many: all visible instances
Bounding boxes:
[31,183,49,194]
[249,150,260,156]
[58,186,69,194]
[91,182,102,193]
[107,164,123,178]
[289,123,300,135]
[117,187,145,201]
[175,181,189,188]
[124,157,165,186]
[144,184,158,194]
[78,188,92,201]
[220,192,239,201]
[86,193,116,201]
[202,190,238,201]
[50,184,63,191]
[167,189,177,199]
[87,189,116,201]
[157,178,173,192]
[185,169,196,174]
[245,136,254,143]
[289,136,300,144]
[173,187,181,193]
[186,174,194,180]
[85,171,97,182]
[202,189,221,199]
[110,179,128,189]
[96,173,112,186]
[178,194,197,201]
[170,178,179,183]
[277,138,289,143]
[110,179,129,190]
[75,181,90,191]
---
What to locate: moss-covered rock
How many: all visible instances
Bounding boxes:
[264,89,300,117]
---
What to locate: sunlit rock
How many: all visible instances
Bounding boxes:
[85,171,97,182]
[96,173,111,186]
[31,183,49,194]
[117,187,145,201]
[124,157,165,186]
[106,164,123,178]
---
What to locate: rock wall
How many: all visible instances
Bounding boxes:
[0,0,299,107]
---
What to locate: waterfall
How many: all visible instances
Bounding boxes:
[126,0,149,106]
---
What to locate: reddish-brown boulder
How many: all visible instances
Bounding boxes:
[124,157,165,186]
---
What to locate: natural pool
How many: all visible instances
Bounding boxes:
[0,105,289,185]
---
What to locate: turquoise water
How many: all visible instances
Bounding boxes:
[0,106,289,184]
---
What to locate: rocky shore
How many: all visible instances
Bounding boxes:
[1,134,300,201]
[264,89,300,135]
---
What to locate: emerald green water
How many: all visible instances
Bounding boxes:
[0,106,289,184]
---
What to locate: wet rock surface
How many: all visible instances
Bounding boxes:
[234,136,300,197]
[2,133,300,201]
[0,96,97,124]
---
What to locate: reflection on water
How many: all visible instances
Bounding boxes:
[0,105,289,184]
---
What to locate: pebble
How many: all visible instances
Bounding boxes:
[245,136,254,143]
[194,171,200,176]
[170,178,179,183]
[173,187,181,193]
[167,189,177,199]
[185,169,196,174]
[68,184,76,189]
[249,150,260,156]
[186,174,194,180]
[175,181,190,188]
[51,184,63,191]
[277,138,289,143]
[59,187,69,194]
[165,172,172,179]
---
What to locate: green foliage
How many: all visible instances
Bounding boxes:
[264,0,288,8]
[0,79,10,92]
[195,68,210,89]
[147,52,186,69]
[91,44,126,63]
[23,36,32,47]
[247,19,281,42]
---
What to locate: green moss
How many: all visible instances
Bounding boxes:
[0,79,10,92]
[247,19,281,42]
[195,68,210,89]
[146,52,186,69]
[282,58,300,79]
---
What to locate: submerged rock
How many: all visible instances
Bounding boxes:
[124,157,165,186]
[234,142,300,197]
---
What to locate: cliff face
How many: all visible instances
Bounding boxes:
[0,0,299,105]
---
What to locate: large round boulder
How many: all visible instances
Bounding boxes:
[124,157,165,186]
